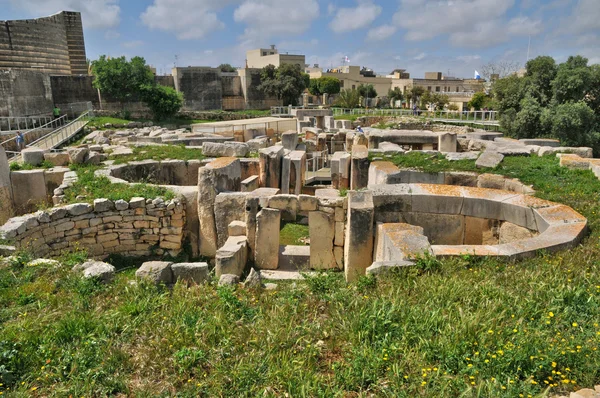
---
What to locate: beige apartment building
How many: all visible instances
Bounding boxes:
[246,46,305,69]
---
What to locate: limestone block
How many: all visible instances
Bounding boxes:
[345,131,355,152]
[114,199,129,211]
[445,171,478,186]
[255,208,281,270]
[241,175,259,192]
[499,221,534,244]
[228,221,247,237]
[10,170,47,214]
[22,148,45,166]
[86,151,106,165]
[351,145,370,190]
[334,221,344,246]
[136,261,173,285]
[368,161,401,186]
[281,131,299,151]
[298,194,318,211]
[317,133,328,152]
[259,145,284,188]
[464,217,499,245]
[44,167,68,197]
[366,260,414,276]
[215,236,248,277]
[0,147,15,225]
[160,160,188,186]
[445,152,480,161]
[402,212,464,245]
[130,197,145,209]
[244,268,262,289]
[248,187,280,208]
[246,137,269,151]
[82,261,116,283]
[202,142,249,157]
[438,132,457,152]
[374,223,424,261]
[171,262,209,284]
[476,151,504,168]
[94,199,114,212]
[281,150,306,195]
[67,147,89,164]
[65,203,93,216]
[315,188,345,208]
[245,196,259,262]
[219,274,240,286]
[331,152,351,189]
[353,133,368,147]
[378,142,404,155]
[44,152,70,167]
[214,192,248,249]
[344,190,374,282]
[309,210,336,270]
[538,146,593,158]
[267,194,298,221]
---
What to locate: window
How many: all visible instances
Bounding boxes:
[262,52,267,56]
[340,80,344,88]
[456,87,459,92]
[427,86,431,91]
[436,86,440,92]
[352,84,356,90]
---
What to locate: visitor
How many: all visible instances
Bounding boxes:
[15,131,25,151]
[356,126,364,133]
[53,105,61,125]
[412,104,417,116]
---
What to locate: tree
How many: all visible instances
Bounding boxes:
[308,77,341,96]
[407,86,425,106]
[140,84,183,121]
[218,63,237,73]
[91,55,154,103]
[542,101,598,148]
[387,87,404,108]
[468,92,489,110]
[308,79,322,96]
[258,63,308,106]
[552,56,593,104]
[479,60,520,81]
[525,56,557,106]
[357,84,377,98]
[513,95,545,138]
[335,89,361,108]
[421,92,449,110]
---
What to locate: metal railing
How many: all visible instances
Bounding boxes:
[330,108,498,123]
[28,111,91,150]
[192,119,297,137]
[0,115,56,133]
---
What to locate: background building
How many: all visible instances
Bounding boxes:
[246,45,305,69]
[0,11,87,75]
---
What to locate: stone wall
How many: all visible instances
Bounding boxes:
[173,67,223,111]
[0,69,54,117]
[0,11,87,75]
[0,198,185,258]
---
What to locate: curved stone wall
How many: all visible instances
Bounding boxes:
[0,198,186,258]
[0,11,87,75]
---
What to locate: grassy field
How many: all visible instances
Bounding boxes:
[279,222,310,246]
[88,117,211,130]
[62,164,175,204]
[1,154,600,396]
[109,145,205,165]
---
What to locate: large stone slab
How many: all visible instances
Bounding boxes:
[255,208,281,270]
[215,236,248,277]
[259,145,284,188]
[0,147,14,225]
[21,148,45,166]
[331,152,351,189]
[344,190,374,282]
[10,170,47,214]
[214,192,248,249]
[281,150,306,195]
[136,261,173,285]
[202,142,249,157]
[351,145,369,190]
[171,262,209,284]
[310,210,336,270]
[476,151,504,168]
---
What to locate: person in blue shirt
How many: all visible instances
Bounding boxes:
[15,131,25,151]
[356,126,364,133]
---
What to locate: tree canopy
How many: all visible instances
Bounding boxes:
[388,87,404,107]
[308,77,341,96]
[258,64,309,106]
[91,55,183,120]
[492,55,600,152]
[335,89,361,108]
[218,64,237,73]
[357,84,377,98]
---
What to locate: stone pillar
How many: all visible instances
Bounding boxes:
[438,132,457,152]
[316,133,327,152]
[10,170,47,214]
[281,131,299,151]
[309,210,336,269]
[345,132,355,152]
[344,190,374,282]
[0,147,14,225]
[255,208,280,270]
[350,145,370,190]
[331,152,351,189]
[197,158,241,257]
[259,145,284,188]
[281,150,306,195]
[245,196,259,262]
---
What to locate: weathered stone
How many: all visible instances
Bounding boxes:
[267,194,298,221]
[129,197,145,209]
[214,192,248,249]
[65,203,93,216]
[259,145,284,188]
[499,221,534,244]
[298,194,318,211]
[351,145,370,190]
[86,151,106,165]
[445,152,480,161]
[82,261,116,283]
[215,236,248,277]
[21,148,45,166]
[438,132,457,152]
[67,147,89,164]
[281,131,299,151]
[219,274,240,286]
[366,260,414,276]
[281,150,306,195]
[476,151,504,168]
[10,170,47,214]
[331,151,351,189]
[309,210,336,270]
[255,208,281,270]
[114,199,129,211]
[244,268,262,288]
[94,198,114,212]
[171,262,209,284]
[0,147,14,225]
[228,220,247,237]
[241,175,259,192]
[202,142,249,157]
[344,190,374,281]
[44,152,70,167]
[136,261,173,285]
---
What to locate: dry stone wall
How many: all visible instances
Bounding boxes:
[0,198,185,258]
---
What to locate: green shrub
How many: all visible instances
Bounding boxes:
[140,84,184,121]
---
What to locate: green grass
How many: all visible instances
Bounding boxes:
[279,222,310,246]
[9,160,55,171]
[1,155,600,396]
[88,117,211,130]
[381,151,481,173]
[230,109,270,117]
[109,144,205,165]
[88,116,139,128]
[63,164,175,203]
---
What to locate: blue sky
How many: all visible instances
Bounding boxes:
[3,0,599,78]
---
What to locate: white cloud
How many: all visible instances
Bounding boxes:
[456,55,481,62]
[507,16,543,36]
[367,24,396,41]
[141,0,232,40]
[104,30,120,39]
[9,0,120,29]
[569,0,600,33]
[122,40,144,48]
[329,1,382,33]
[234,0,319,42]
[413,52,426,60]
[327,3,336,16]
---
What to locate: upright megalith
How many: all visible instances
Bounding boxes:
[281,150,306,195]
[0,147,15,225]
[344,190,374,282]
[281,131,299,151]
[197,157,241,257]
[259,145,284,188]
[351,145,370,190]
[331,151,351,189]
[255,208,280,270]
[309,210,336,270]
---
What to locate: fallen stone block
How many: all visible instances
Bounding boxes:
[171,262,209,284]
[22,148,45,166]
[366,260,414,276]
[44,152,70,166]
[219,274,240,286]
[476,151,504,168]
[215,236,248,277]
[136,261,173,285]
